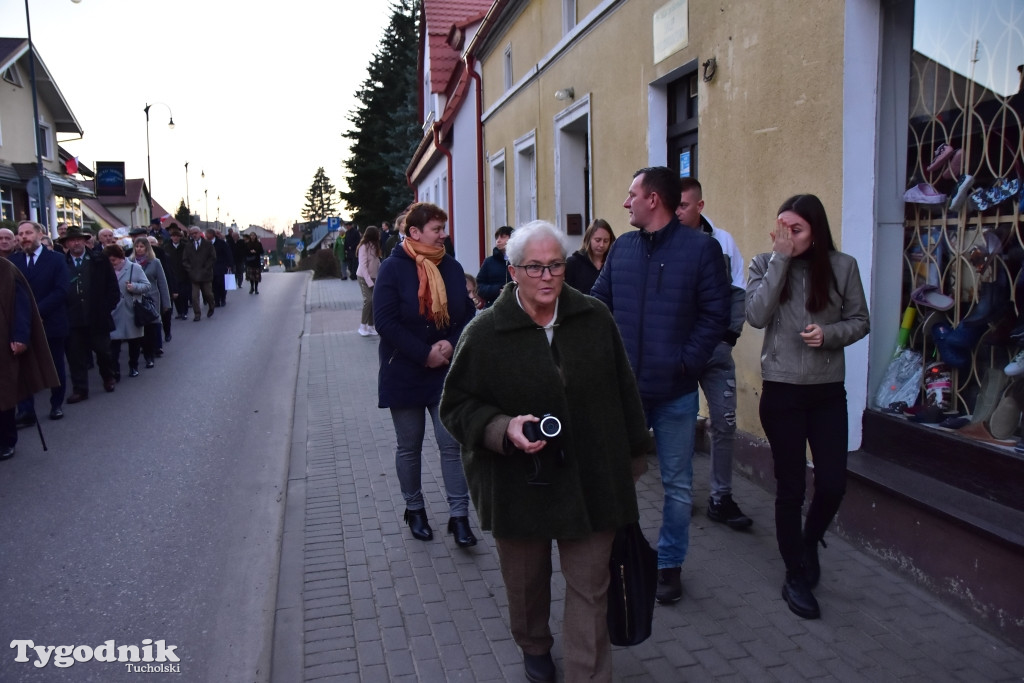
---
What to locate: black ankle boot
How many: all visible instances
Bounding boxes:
[404,509,433,541]
[447,516,477,547]
[803,537,825,588]
[782,570,820,619]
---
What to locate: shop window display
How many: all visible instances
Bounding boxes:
[895,0,1024,446]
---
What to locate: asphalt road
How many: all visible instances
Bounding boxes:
[0,271,307,682]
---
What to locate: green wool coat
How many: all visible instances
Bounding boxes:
[440,284,651,539]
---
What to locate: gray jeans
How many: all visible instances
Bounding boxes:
[698,342,737,501]
[390,404,470,516]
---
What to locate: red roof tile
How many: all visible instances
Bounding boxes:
[423,0,492,93]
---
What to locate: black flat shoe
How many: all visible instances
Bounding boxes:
[145,360,155,369]
[403,509,433,541]
[48,409,64,421]
[128,368,140,378]
[447,516,477,547]
[0,446,14,461]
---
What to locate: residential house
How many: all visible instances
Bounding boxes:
[0,37,92,231]
[429,0,1024,646]
[407,0,494,268]
[81,178,150,231]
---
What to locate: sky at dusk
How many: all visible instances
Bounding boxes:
[1,0,394,232]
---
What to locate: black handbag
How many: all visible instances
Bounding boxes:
[607,521,657,646]
[133,294,159,327]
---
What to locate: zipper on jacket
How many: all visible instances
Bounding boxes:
[657,263,664,293]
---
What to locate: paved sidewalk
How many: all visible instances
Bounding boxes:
[272,276,1024,682]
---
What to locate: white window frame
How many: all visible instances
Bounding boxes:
[489,149,507,232]
[37,118,53,161]
[554,94,592,234]
[503,45,513,92]
[562,0,577,34]
[514,131,537,225]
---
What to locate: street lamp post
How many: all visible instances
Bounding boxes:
[184,161,190,223]
[144,102,174,222]
[23,0,47,230]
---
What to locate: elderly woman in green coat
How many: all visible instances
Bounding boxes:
[441,220,650,683]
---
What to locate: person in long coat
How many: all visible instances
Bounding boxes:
[441,220,651,683]
[0,257,58,460]
[105,244,152,379]
[129,237,170,366]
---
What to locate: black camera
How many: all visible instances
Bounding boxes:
[522,414,562,442]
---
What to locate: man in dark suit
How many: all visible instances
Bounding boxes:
[208,228,233,307]
[11,220,70,422]
[182,226,216,321]
[61,227,119,403]
[164,227,191,320]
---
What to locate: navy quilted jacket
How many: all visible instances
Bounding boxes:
[591,218,730,401]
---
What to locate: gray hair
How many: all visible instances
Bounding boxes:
[505,220,568,265]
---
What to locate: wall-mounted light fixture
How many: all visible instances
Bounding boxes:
[554,87,575,101]
[702,58,717,83]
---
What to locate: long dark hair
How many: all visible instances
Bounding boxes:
[357,226,382,259]
[778,194,836,313]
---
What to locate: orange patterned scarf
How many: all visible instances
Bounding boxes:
[402,238,450,328]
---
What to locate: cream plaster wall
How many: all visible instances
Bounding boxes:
[477,0,850,440]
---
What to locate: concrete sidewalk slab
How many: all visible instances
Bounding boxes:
[274,276,1024,682]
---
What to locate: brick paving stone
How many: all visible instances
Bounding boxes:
[276,277,1024,683]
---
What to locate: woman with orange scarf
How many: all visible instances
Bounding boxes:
[373,202,478,548]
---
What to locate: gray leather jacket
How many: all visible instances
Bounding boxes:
[746,250,869,385]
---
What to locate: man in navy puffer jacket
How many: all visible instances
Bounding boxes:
[591,166,730,605]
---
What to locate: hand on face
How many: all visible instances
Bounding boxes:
[771,217,796,257]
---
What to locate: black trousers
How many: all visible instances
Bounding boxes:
[213,265,227,305]
[0,408,15,449]
[759,381,848,573]
[65,325,114,394]
[174,277,191,316]
[110,337,143,373]
[18,334,65,415]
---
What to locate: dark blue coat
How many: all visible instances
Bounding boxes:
[475,247,509,306]
[10,247,70,339]
[374,245,475,409]
[591,218,730,402]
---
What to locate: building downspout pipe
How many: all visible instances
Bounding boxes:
[465,54,486,265]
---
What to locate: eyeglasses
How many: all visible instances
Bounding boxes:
[515,261,566,278]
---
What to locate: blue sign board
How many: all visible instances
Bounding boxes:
[327,216,341,231]
[679,151,692,178]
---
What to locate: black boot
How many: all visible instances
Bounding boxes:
[782,570,820,619]
[803,536,825,589]
[404,509,433,541]
[447,516,477,547]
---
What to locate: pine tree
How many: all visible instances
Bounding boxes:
[341,0,420,226]
[175,199,190,226]
[303,167,338,224]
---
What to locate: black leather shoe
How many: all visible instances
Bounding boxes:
[523,652,556,683]
[0,446,14,461]
[145,360,155,369]
[194,315,201,321]
[655,567,682,604]
[164,333,172,342]
[15,413,36,428]
[128,368,140,378]
[207,306,215,318]
[803,538,824,589]
[104,378,116,392]
[782,571,820,619]
[447,516,477,547]
[49,408,64,421]
[403,509,433,541]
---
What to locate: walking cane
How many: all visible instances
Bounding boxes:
[33,417,48,452]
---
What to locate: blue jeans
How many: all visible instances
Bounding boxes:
[645,390,698,569]
[698,343,737,502]
[390,404,470,516]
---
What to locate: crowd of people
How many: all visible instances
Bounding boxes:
[0,219,266,462]
[362,169,868,682]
